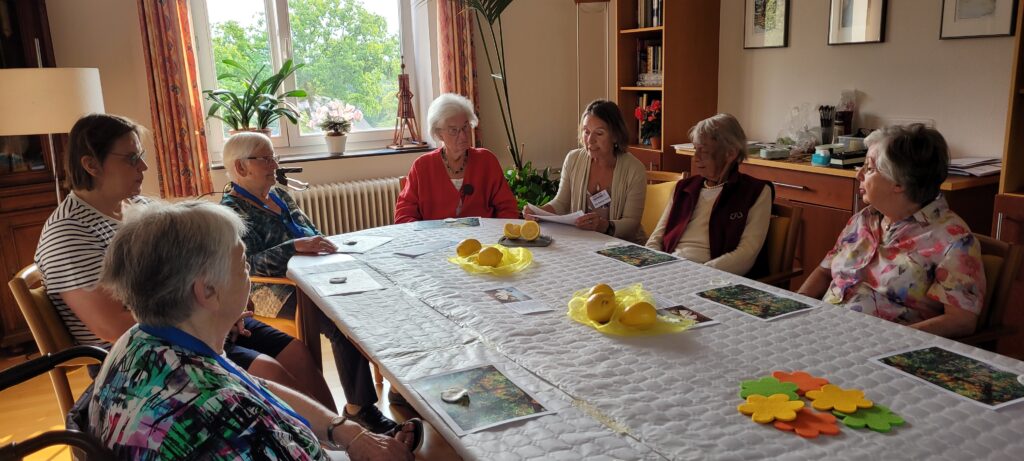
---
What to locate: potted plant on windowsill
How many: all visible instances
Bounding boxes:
[318,116,352,154]
[203,59,307,135]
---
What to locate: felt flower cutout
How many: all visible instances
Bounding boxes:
[740,376,799,401]
[833,404,905,433]
[773,408,841,438]
[738,394,804,424]
[772,370,829,396]
[805,384,873,413]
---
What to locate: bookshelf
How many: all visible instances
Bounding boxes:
[615,0,720,173]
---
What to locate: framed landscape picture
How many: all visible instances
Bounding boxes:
[745,0,790,49]
[828,0,888,45]
[941,0,1018,39]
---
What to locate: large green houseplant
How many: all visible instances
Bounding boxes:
[465,0,558,209]
[203,59,307,132]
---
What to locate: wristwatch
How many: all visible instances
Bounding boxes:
[326,415,348,449]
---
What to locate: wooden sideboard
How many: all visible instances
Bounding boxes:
[675,148,1000,290]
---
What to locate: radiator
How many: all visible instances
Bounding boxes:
[291,177,402,235]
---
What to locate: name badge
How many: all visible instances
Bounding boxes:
[589,189,611,209]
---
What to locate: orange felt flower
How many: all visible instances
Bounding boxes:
[774,408,841,438]
[772,370,829,395]
[737,394,804,424]
[805,384,873,413]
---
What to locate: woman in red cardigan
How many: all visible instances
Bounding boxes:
[394,93,519,223]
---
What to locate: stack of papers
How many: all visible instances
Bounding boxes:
[523,204,583,225]
[948,157,1002,177]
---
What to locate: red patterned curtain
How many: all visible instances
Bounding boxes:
[437,0,481,141]
[137,0,213,198]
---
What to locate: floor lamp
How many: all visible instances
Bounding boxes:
[0,68,105,200]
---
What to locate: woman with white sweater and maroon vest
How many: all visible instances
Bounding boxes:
[646,114,773,276]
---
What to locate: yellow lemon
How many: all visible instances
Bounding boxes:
[477,246,503,267]
[585,293,615,323]
[620,302,657,329]
[456,238,482,258]
[520,220,541,241]
[503,223,522,239]
[587,283,615,298]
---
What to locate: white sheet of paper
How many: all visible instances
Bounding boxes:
[307,269,384,297]
[524,203,584,225]
[327,235,393,254]
[503,300,553,315]
[394,240,457,257]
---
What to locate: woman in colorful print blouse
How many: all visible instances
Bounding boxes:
[798,124,985,338]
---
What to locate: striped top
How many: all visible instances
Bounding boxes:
[34,192,146,347]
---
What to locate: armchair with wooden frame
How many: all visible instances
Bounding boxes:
[750,202,804,288]
[957,234,1023,351]
[8,264,103,420]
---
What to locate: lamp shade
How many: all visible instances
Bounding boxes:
[0,68,105,136]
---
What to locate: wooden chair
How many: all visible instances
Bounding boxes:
[251,276,384,384]
[8,264,103,420]
[750,203,804,288]
[645,170,683,184]
[957,234,1023,351]
[641,177,679,237]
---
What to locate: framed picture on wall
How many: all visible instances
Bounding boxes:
[828,0,888,45]
[745,0,790,49]
[941,0,1018,39]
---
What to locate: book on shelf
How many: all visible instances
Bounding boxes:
[947,157,1001,176]
[637,0,664,28]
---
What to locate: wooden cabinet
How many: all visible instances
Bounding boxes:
[0,0,58,351]
[615,0,719,174]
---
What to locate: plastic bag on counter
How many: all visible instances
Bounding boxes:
[777,103,820,154]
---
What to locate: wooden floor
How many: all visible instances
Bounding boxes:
[0,336,461,460]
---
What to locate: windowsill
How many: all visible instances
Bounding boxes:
[210,145,434,170]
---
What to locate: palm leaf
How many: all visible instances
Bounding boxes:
[464,0,513,25]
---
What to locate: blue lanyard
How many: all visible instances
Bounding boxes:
[138,324,312,429]
[231,182,315,239]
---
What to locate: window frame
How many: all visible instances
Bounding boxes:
[190,0,420,160]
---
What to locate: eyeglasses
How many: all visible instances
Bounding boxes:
[108,151,147,167]
[443,123,472,137]
[244,155,280,165]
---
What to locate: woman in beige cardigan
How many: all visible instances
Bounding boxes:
[527,100,647,243]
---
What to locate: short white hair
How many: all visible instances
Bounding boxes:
[223,132,273,181]
[427,93,479,141]
[101,200,246,326]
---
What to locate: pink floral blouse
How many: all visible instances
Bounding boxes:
[821,196,985,325]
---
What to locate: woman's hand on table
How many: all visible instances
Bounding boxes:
[294,236,338,254]
[575,212,609,233]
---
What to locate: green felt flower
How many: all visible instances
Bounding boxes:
[739,376,800,401]
[833,404,905,433]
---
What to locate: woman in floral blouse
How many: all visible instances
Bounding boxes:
[798,124,985,338]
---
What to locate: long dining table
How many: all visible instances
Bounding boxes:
[288,218,1024,461]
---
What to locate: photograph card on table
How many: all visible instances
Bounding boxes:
[596,244,679,269]
[483,287,553,315]
[873,346,1024,410]
[695,284,816,321]
[414,217,481,230]
[653,294,719,328]
[411,364,553,436]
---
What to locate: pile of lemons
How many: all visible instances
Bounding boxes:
[456,238,505,267]
[503,220,541,241]
[584,283,657,329]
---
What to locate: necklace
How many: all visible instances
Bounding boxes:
[703,179,725,190]
[441,148,467,175]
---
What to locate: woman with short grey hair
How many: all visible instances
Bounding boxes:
[799,124,985,338]
[646,113,773,276]
[91,200,422,460]
[395,93,519,222]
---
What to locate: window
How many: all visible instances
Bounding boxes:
[191,0,417,158]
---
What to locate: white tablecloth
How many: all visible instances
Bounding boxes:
[289,219,1024,461]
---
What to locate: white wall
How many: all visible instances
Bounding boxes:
[473,0,610,172]
[718,0,1015,158]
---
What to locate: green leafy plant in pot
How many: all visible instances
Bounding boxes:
[203,59,307,134]
[466,0,558,209]
[318,115,352,154]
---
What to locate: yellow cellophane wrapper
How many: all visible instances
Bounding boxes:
[567,284,694,336]
[448,244,533,275]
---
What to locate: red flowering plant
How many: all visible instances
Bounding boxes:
[635,99,661,144]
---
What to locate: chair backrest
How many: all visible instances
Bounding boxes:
[641,180,679,237]
[974,234,1023,333]
[750,202,802,280]
[646,170,683,184]
[9,264,75,355]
